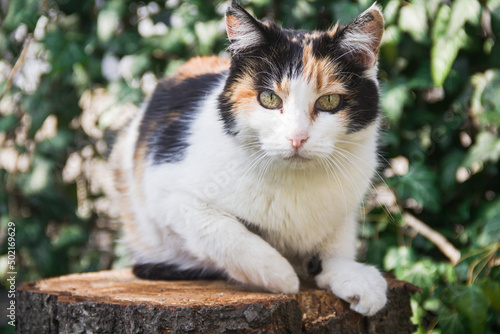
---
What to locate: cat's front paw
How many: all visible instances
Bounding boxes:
[315,260,387,316]
[228,246,299,294]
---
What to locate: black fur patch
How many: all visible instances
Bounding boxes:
[307,254,322,276]
[217,94,238,136]
[311,30,380,133]
[139,73,225,164]
[133,263,226,280]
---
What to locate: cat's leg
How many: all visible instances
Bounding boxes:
[171,200,300,294]
[315,215,387,316]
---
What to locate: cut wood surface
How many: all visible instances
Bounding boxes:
[17,269,420,333]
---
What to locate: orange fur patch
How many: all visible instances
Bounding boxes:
[301,42,351,121]
[175,56,230,81]
[109,131,143,248]
[111,131,157,254]
[275,77,290,97]
[229,72,258,112]
[302,43,348,93]
[133,142,148,202]
[326,23,339,38]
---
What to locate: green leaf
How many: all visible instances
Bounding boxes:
[384,246,415,272]
[382,0,400,25]
[463,131,500,167]
[2,0,39,30]
[331,3,364,25]
[381,77,411,125]
[476,199,500,247]
[53,224,88,250]
[17,157,52,195]
[383,247,440,290]
[440,150,465,192]
[194,20,221,55]
[438,306,469,334]
[431,0,480,86]
[480,70,500,113]
[442,283,490,334]
[398,2,428,43]
[400,259,439,291]
[408,60,433,89]
[471,69,500,128]
[392,163,441,212]
[431,31,467,87]
[481,279,500,311]
[491,2,500,38]
[438,263,458,284]
[97,1,126,42]
[0,114,19,132]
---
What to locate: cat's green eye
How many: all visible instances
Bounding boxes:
[316,94,341,111]
[259,91,283,109]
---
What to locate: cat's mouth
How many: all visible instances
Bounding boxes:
[283,153,312,162]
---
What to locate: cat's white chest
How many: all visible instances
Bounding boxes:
[213,165,355,255]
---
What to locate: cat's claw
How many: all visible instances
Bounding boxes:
[315,260,387,316]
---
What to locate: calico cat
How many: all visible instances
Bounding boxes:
[110,1,387,316]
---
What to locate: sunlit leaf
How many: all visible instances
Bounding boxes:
[463,132,500,167]
[97,7,120,42]
[398,3,428,43]
[400,259,439,291]
[431,32,467,87]
[194,20,220,55]
[431,0,480,86]
[381,77,411,125]
[384,246,415,272]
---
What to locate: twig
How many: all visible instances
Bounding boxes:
[0,35,32,99]
[402,212,461,265]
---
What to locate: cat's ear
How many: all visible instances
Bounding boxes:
[225,1,266,54]
[340,4,384,68]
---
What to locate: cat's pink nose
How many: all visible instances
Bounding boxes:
[289,135,309,150]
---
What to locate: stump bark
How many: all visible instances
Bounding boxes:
[17,269,420,333]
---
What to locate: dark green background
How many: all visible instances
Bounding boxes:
[1,0,500,332]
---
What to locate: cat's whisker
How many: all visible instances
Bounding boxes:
[323,153,364,227]
[332,147,398,224]
[237,150,269,190]
[329,48,357,65]
[319,155,349,227]
[328,152,368,228]
[335,138,391,166]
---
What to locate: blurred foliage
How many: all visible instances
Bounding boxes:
[1,0,500,332]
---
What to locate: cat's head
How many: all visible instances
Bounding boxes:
[218,1,384,168]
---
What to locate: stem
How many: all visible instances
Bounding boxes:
[402,212,461,265]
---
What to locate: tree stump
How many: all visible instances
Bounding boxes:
[16,269,420,333]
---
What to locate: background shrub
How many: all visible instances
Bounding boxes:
[1,0,499,332]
